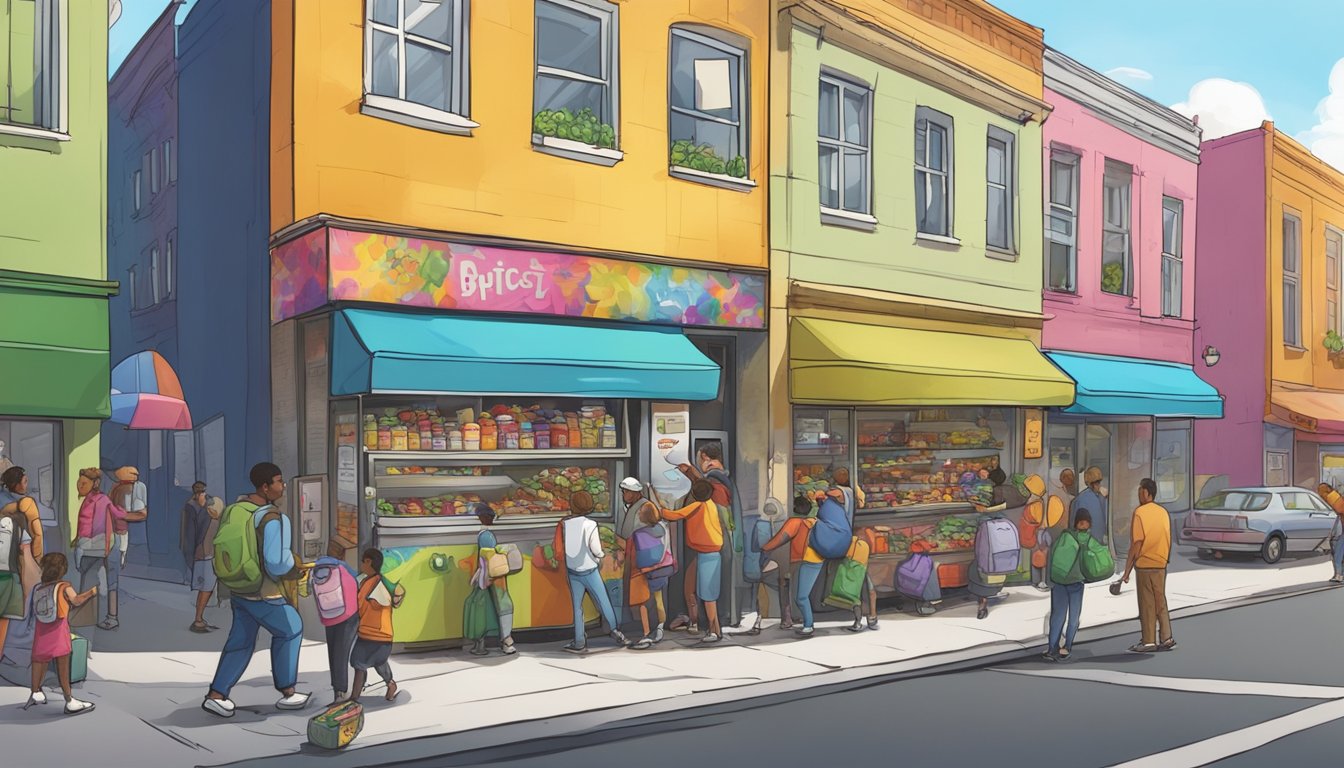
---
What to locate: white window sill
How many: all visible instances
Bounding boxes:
[986,246,1018,262]
[532,135,624,167]
[360,95,478,136]
[0,123,69,142]
[915,232,961,247]
[669,165,757,192]
[821,207,877,231]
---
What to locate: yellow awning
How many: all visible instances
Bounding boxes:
[790,318,1075,407]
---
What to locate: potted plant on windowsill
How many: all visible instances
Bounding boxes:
[532,108,621,166]
[1325,330,1344,365]
[668,140,752,189]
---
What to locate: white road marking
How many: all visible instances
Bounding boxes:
[992,667,1344,699]
[1106,698,1344,767]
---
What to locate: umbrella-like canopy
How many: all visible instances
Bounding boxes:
[109,351,193,430]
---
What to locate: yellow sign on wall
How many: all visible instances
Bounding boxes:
[1024,409,1044,459]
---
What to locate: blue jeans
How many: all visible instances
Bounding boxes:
[796,561,823,629]
[568,568,617,646]
[210,597,303,697]
[1333,536,1344,576]
[1047,582,1085,653]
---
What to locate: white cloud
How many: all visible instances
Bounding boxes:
[109,0,121,29]
[1105,66,1153,83]
[1172,79,1271,141]
[1297,58,1344,174]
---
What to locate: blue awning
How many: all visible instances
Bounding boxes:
[331,309,722,400]
[1045,352,1223,419]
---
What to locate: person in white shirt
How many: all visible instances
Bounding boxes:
[554,490,626,653]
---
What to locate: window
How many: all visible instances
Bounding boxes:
[1101,159,1133,295]
[0,0,61,132]
[1046,151,1079,291]
[126,266,138,309]
[915,107,953,237]
[149,429,164,470]
[365,0,470,124]
[532,0,618,152]
[149,147,160,194]
[164,233,175,300]
[1155,421,1191,512]
[0,420,61,531]
[816,72,870,215]
[198,416,226,495]
[1161,197,1184,317]
[1328,227,1342,336]
[163,139,173,185]
[669,26,748,181]
[1281,492,1312,511]
[132,170,142,213]
[172,430,195,489]
[1283,212,1302,347]
[149,244,161,305]
[986,126,1015,252]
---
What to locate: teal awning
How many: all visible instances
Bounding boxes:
[331,309,721,400]
[1046,352,1223,418]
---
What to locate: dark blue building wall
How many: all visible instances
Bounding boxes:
[175,0,272,517]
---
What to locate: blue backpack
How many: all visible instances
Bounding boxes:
[810,497,852,560]
[632,528,665,570]
[742,515,768,582]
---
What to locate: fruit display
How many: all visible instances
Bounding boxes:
[364,402,618,453]
[383,465,489,476]
[793,464,833,499]
[374,466,611,518]
[867,516,977,557]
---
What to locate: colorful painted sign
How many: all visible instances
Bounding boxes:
[270,226,767,329]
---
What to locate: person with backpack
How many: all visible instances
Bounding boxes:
[110,466,147,573]
[182,483,223,633]
[468,503,517,656]
[202,462,311,718]
[310,542,361,704]
[969,511,1021,620]
[620,479,671,649]
[0,466,42,655]
[1043,510,1094,661]
[660,479,726,644]
[762,495,825,637]
[754,499,790,632]
[556,490,627,653]
[73,468,143,631]
[674,443,741,633]
[828,469,879,632]
[350,548,403,703]
[27,553,97,714]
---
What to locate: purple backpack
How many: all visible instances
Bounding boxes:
[632,528,665,570]
[975,517,1021,575]
[311,556,359,626]
[896,553,941,602]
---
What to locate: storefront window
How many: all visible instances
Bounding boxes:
[0,419,60,530]
[1109,421,1151,555]
[792,408,851,498]
[1155,421,1192,512]
[371,457,619,519]
[362,396,624,454]
[851,408,1013,511]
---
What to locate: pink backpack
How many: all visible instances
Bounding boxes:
[311,557,358,626]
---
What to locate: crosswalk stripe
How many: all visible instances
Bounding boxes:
[1106,698,1344,767]
[991,667,1344,699]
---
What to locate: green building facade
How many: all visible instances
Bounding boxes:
[0,0,114,541]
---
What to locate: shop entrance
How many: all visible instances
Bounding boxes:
[1320,448,1344,490]
[1047,418,1154,555]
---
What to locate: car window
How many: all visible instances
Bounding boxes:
[1309,494,1332,512]
[1196,492,1270,511]
[1281,492,1312,511]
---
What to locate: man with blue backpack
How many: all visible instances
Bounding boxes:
[202,462,310,718]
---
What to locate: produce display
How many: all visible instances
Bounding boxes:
[364,402,618,453]
[859,454,998,508]
[375,466,611,518]
[793,464,834,499]
[864,516,977,556]
[383,465,489,476]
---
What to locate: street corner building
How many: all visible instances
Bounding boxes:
[767,0,1079,597]
[0,0,115,547]
[1196,123,1344,492]
[266,0,771,644]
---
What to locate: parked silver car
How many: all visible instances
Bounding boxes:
[1181,487,1339,564]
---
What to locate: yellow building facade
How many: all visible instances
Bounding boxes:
[267,0,772,642]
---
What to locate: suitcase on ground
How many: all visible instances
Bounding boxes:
[68,634,88,684]
[308,700,364,750]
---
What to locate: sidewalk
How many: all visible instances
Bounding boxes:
[0,547,1333,767]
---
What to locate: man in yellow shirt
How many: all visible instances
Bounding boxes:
[1121,478,1175,653]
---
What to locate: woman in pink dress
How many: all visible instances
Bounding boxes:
[28,552,97,715]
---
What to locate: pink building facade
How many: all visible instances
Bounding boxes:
[1037,50,1220,539]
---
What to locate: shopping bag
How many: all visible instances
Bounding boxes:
[823,557,867,609]
[308,701,364,750]
[462,588,499,640]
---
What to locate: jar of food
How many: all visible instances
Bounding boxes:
[551,419,568,448]
[407,430,421,451]
[567,415,581,448]
[431,436,447,451]
[448,427,464,451]
[462,422,481,451]
[520,421,535,450]
[600,415,617,448]
[480,421,498,451]
[503,424,520,450]
[536,427,551,450]
[391,426,409,452]
[364,426,379,451]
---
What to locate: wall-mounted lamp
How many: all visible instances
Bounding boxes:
[1202,345,1221,367]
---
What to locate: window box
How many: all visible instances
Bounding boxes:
[669,26,750,190]
[361,94,479,135]
[915,232,962,247]
[667,164,756,191]
[532,134,623,167]
[820,206,876,230]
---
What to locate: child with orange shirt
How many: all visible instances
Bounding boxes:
[349,548,404,703]
[762,495,824,637]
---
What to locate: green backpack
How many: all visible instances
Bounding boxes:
[1079,534,1116,583]
[1049,531,1085,585]
[213,501,276,594]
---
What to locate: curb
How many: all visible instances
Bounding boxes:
[211,579,1338,768]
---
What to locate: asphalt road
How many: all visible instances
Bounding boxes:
[334,584,1344,768]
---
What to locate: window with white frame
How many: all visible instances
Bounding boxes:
[1101,159,1133,296]
[532,0,617,150]
[1046,151,1079,292]
[817,72,870,214]
[915,106,953,237]
[126,265,139,310]
[986,126,1015,252]
[164,232,175,300]
[162,138,173,185]
[132,169,142,213]
[1283,211,1302,347]
[1161,197,1183,317]
[1329,227,1342,336]
[669,26,747,180]
[149,244,161,305]
[366,0,470,122]
[149,147,160,194]
[0,0,61,132]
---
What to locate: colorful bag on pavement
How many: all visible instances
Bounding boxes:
[896,552,941,602]
[308,701,364,750]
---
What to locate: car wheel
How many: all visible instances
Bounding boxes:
[1197,548,1215,560]
[1262,534,1285,565]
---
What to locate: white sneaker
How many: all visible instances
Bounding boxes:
[64,698,95,716]
[24,690,47,709]
[276,692,311,710]
[202,697,235,718]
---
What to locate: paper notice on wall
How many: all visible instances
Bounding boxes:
[299,479,322,543]
[651,403,692,500]
[694,58,732,111]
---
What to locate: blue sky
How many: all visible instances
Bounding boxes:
[108,0,196,79]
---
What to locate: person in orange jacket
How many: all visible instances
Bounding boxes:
[660,480,724,644]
